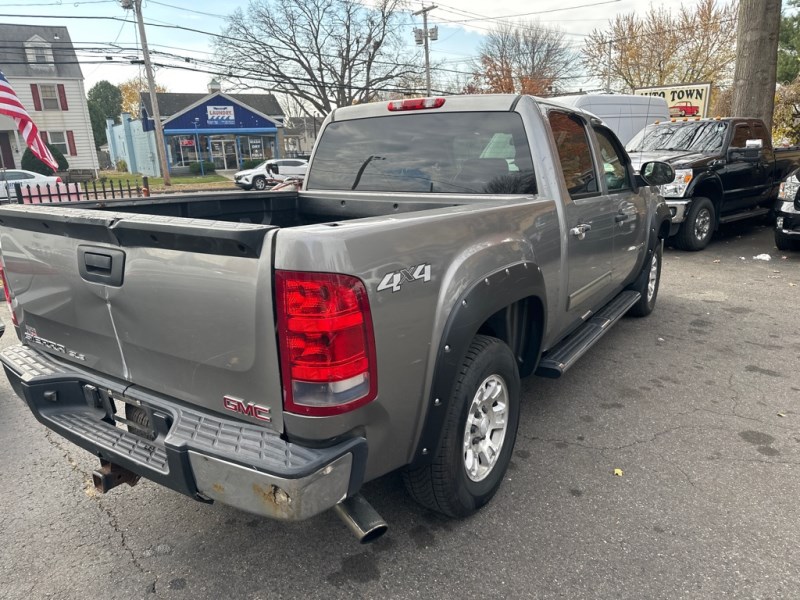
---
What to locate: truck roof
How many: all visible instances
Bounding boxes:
[329,94,522,122]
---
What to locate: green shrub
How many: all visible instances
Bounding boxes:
[115,159,128,173]
[189,161,216,175]
[21,143,69,175]
[241,159,262,170]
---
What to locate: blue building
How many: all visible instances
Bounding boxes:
[139,82,284,172]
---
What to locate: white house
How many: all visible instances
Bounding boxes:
[0,24,98,173]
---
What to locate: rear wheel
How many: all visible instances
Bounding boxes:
[675,196,715,251]
[253,176,267,190]
[403,335,520,518]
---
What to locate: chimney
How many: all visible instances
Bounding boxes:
[208,78,221,93]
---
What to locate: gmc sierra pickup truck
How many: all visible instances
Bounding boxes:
[626,117,800,251]
[0,95,672,542]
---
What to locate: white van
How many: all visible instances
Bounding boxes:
[550,94,670,146]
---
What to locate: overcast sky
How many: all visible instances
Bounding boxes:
[0,0,738,95]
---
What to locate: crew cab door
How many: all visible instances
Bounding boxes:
[592,126,646,285]
[548,110,615,319]
[721,122,771,212]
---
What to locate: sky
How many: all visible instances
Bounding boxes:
[0,0,738,97]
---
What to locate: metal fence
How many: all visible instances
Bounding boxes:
[10,179,145,204]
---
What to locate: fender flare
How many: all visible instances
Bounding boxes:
[686,172,723,202]
[409,261,546,468]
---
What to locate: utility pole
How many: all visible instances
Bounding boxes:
[126,0,171,185]
[413,5,438,96]
[606,39,612,94]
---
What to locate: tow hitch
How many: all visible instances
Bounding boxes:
[92,459,140,493]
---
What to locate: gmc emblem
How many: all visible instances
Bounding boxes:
[223,396,272,423]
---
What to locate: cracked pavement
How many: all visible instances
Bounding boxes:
[0,223,798,599]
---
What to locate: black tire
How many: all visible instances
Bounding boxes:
[675,196,715,251]
[775,229,799,251]
[627,242,662,317]
[403,335,520,518]
[125,404,156,441]
[253,176,267,191]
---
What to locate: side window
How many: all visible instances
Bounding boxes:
[593,127,632,192]
[548,111,598,199]
[752,123,771,149]
[730,124,752,148]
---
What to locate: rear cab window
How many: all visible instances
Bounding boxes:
[307,112,537,195]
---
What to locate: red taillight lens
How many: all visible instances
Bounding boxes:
[275,270,377,416]
[387,97,446,111]
[0,264,17,326]
[55,177,62,183]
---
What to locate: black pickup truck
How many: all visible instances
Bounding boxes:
[626,118,800,250]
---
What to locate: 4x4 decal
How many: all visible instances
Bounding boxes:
[377,263,431,293]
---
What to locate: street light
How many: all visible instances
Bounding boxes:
[193,118,204,176]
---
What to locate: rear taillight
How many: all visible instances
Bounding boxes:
[275,270,377,416]
[387,97,445,111]
[55,177,62,183]
[0,264,17,326]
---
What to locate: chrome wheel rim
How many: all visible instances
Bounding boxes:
[647,252,658,302]
[254,178,266,190]
[463,374,509,482]
[694,208,711,241]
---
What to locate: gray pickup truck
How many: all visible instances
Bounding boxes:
[0,95,672,542]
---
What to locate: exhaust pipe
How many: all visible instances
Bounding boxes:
[92,460,140,493]
[334,494,388,543]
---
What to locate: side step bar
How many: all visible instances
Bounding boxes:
[718,207,770,225]
[535,290,641,378]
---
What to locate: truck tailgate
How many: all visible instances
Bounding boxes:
[0,206,285,430]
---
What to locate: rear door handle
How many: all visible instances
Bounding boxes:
[78,246,125,286]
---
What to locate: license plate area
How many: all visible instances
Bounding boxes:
[82,384,159,441]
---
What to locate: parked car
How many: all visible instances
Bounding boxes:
[626,117,800,250]
[234,158,308,191]
[775,173,800,250]
[551,94,670,145]
[669,101,700,117]
[0,169,61,202]
[0,94,673,541]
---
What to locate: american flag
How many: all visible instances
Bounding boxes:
[0,70,59,172]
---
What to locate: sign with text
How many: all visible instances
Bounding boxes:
[634,83,712,119]
[206,105,235,126]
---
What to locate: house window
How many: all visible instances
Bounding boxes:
[39,84,60,110]
[34,47,48,64]
[48,131,69,155]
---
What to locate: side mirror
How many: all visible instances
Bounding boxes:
[639,161,675,186]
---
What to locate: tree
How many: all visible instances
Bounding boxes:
[582,0,738,93]
[467,22,576,96]
[87,80,122,149]
[215,0,418,116]
[773,78,800,144]
[731,0,781,130]
[118,74,166,116]
[21,143,68,175]
[778,0,800,83]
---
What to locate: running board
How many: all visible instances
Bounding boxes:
[535,290,641,378]
[718,207,770,224]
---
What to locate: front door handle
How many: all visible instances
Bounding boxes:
[569,223,592,240]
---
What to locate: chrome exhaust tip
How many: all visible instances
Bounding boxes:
[334,494,388,543]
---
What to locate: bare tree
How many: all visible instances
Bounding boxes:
[215,0,418,116]
[731,0,781,130]
[467,22,576,95]
[582,0,738,93]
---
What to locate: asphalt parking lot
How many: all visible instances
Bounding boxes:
[0,222,798,600]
